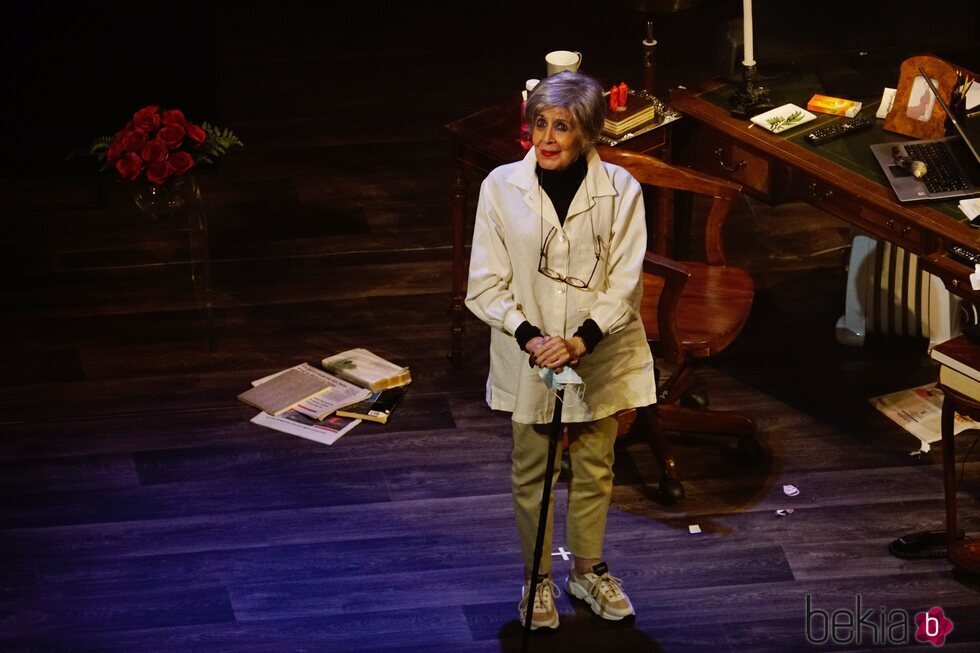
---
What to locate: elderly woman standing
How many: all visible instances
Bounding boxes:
[465,71,657,630]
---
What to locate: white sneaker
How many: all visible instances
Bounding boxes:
[518,576,560,630]
[565,562,634,620]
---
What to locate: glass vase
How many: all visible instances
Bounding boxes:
[131,174,198,219]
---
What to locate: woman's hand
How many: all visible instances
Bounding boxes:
[525,335,550,368]
[529,335,587,372]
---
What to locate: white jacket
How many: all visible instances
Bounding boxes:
[466,147,657,424]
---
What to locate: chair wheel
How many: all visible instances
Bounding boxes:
[736,438,762,465]
[657,477,685,504]
[680,390,709,409]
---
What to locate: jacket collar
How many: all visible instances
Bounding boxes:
[507,147,617,229]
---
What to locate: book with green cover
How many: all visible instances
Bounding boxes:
[335,385,407,424]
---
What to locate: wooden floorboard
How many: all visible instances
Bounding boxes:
[2,6,980,651]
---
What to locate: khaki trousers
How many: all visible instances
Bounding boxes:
[511,415,618,575]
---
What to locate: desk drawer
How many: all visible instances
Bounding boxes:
[621,126,669,158]
[687,129,774,198]
[796,176,923,252]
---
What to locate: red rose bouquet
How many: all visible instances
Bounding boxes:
[89,105,243,185]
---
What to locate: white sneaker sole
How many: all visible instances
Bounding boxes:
[518,607,559,630]
[566,577,634,621]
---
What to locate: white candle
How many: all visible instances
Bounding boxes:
[742,0,755,66]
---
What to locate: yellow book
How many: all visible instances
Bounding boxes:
[939,365,980,399]
[807,94,862,118]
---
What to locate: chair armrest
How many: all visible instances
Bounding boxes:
[596,146,740,265]
[639,159,740,266]
[643,251,691,365]
[597,146,741,196]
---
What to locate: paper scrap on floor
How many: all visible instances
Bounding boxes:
[869,382,980,452]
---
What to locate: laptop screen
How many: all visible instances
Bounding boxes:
[919,67,980,165]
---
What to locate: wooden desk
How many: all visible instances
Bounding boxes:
[676,75,980,572]
[444,95,672,367]
[669,77,980,302]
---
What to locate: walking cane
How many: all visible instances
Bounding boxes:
[521,386,564,651]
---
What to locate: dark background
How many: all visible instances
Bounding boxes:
[3,0,978,178]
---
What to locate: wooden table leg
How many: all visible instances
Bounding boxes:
[940,388,980,574]
[941,396,959,546]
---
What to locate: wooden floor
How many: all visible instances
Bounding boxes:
[2,6,979,651]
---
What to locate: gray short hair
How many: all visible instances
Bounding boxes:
[525,71,606,152]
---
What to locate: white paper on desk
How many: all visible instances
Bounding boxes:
[749,103,816,133]
[876,88,896,119]
[966,84,980,111]
[959,197,980,220]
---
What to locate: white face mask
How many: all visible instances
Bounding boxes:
[539,365,584,392]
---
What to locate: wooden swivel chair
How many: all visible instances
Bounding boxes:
[596,146,758,503]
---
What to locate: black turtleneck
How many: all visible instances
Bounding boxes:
[538,155,587,225]
[515,154,602,356]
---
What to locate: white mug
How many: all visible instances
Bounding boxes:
[545,50,582,76]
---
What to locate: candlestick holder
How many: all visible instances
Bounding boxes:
[729,63,773,119]
[642,19,657,94]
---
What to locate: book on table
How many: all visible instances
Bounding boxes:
[238,362,371,417]
[321,348,411,392]
[602,90,658,137]
[932,335,980,398]
[336,385,407,424]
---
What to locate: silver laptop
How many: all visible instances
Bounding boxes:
[870,69,980,202]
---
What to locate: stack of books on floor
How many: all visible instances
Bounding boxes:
[237,348,410,445]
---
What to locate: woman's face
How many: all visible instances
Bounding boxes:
[532,107,583,171]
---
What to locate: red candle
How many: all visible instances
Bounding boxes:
[609,86,620,111]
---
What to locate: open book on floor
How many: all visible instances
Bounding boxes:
[321,348,411,392]
[238,363,371,418]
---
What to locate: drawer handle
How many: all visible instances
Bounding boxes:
[714,147,746,173]
[884,218,912,235]
[808,182,834,201]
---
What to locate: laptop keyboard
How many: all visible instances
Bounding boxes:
[905,142,968,193]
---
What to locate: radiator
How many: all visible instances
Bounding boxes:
[836,235,962,348]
